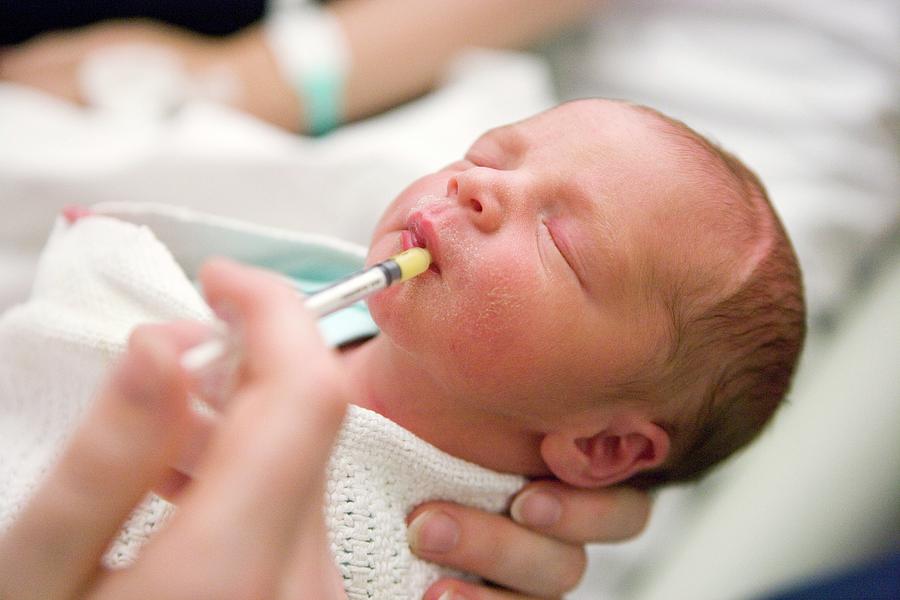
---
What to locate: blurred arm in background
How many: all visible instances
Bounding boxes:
[0,0,595,133]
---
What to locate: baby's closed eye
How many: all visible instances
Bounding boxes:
[541,218,587,289]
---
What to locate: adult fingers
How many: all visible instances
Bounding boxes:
[0,323,194,600]
[407,503,586,599]
[0,32,77,77]
[198,257,322,384]
[0,31,91,103]
[198,257,347,485]
[0,21,172,77]
[152,407,218,501]
[149,320,221,500]
[194,258,348,469]
[509,481,652,545]
[275,494,347,600]
[108,258,347,597]
[1,59,83,103]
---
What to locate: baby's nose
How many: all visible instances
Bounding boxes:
[448,169,504,233]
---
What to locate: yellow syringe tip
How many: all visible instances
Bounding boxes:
[393,247,432,281]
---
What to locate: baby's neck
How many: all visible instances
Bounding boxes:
[339,336,550,477]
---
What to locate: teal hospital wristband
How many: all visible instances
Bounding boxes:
[265,6,350,136]
[300,68,344,136]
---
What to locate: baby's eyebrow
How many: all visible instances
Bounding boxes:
[467,125,528,168]
[471,123,523,151]
[488,124,528,153]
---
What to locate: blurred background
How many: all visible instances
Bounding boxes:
[1,1,897,598]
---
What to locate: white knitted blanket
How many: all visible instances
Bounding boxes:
[0,204,526,599]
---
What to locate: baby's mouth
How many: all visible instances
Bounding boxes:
[402,227,440,274]
[401,229,422,251]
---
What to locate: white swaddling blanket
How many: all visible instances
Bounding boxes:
[0,204,526,598]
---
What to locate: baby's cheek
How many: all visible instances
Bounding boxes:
[444,273,547,377]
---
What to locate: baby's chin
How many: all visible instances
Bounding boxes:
[366,278,436,350]
[365,286,397,330]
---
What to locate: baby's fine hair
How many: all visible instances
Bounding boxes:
[628,105,807,487]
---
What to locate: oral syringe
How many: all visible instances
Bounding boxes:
[180,247,431,374]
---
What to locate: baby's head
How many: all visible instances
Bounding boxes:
[366,99,806,488]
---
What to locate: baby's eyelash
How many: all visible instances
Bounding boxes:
[542,219,584,286]
[542,220,564,255]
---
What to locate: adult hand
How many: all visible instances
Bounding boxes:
[408,481,651,599]
[0,20,300,130]
[0,258,348,599]
[0,21,217,103]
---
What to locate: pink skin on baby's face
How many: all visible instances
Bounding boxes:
[366,100,680,433]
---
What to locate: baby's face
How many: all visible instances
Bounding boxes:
[367,100,679,426]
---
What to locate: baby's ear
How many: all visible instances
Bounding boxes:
[540,416,670,488]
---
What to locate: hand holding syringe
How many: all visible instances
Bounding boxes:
[180,248,431,374]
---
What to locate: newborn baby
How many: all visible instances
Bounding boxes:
[0,98,805,597]
[354,97,806,488]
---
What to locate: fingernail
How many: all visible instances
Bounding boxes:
[209,300,240,327]
[425,587,463,600]
[407,510,460,554]
[511,489,562,528]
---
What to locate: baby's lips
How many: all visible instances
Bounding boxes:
[401,230,415,251]
[62,204,94,224]
[401,226,441,273]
